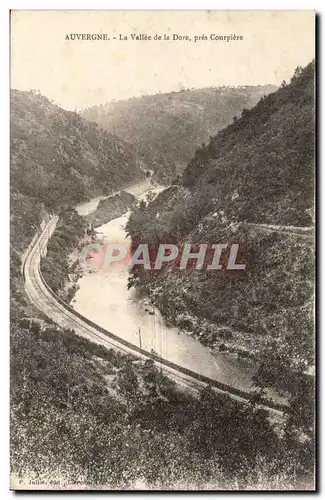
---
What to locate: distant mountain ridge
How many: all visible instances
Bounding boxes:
[82,85,277,181]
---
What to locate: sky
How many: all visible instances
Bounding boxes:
[10,10,315,111]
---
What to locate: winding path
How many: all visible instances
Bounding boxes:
[247,223,314,239]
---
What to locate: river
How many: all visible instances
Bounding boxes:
[73,182,257,392]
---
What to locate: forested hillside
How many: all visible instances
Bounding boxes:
[82,85,276,182]
[11,89,143,216]
[126,62,315,387]
[11,321,314,489]
[10,88,143,323]
[182,63,314,225]
[10,72,314,488]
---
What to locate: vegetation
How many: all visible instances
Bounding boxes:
[126,62,315,481]
[84,190,136,227]
[11,321,314,489]
[82,85,276,182]
[40,207,90,301]
[11,89,144,210]
[182,63,314,225]
[10,83,145,307]
[10,192,46,322]
[10,70,314,488]
[10,88,145,315]
[126,61,315,364]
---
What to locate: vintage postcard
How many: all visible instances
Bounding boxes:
[10,10,315,490]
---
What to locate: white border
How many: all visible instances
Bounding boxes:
[1,1,322,498]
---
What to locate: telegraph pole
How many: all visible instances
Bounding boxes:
[138,327,142,349]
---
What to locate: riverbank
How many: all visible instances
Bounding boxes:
[72,184,264,394]
[40,209,92,302]
[75,179,156,217]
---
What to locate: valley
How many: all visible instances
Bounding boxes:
[10,64,315,489]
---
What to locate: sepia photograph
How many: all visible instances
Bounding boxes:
[9,10,315,490]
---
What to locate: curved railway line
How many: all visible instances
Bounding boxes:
[23,216,287,417]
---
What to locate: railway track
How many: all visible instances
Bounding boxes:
[23,216,287,417]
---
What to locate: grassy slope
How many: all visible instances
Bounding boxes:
[84,190,136,227]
